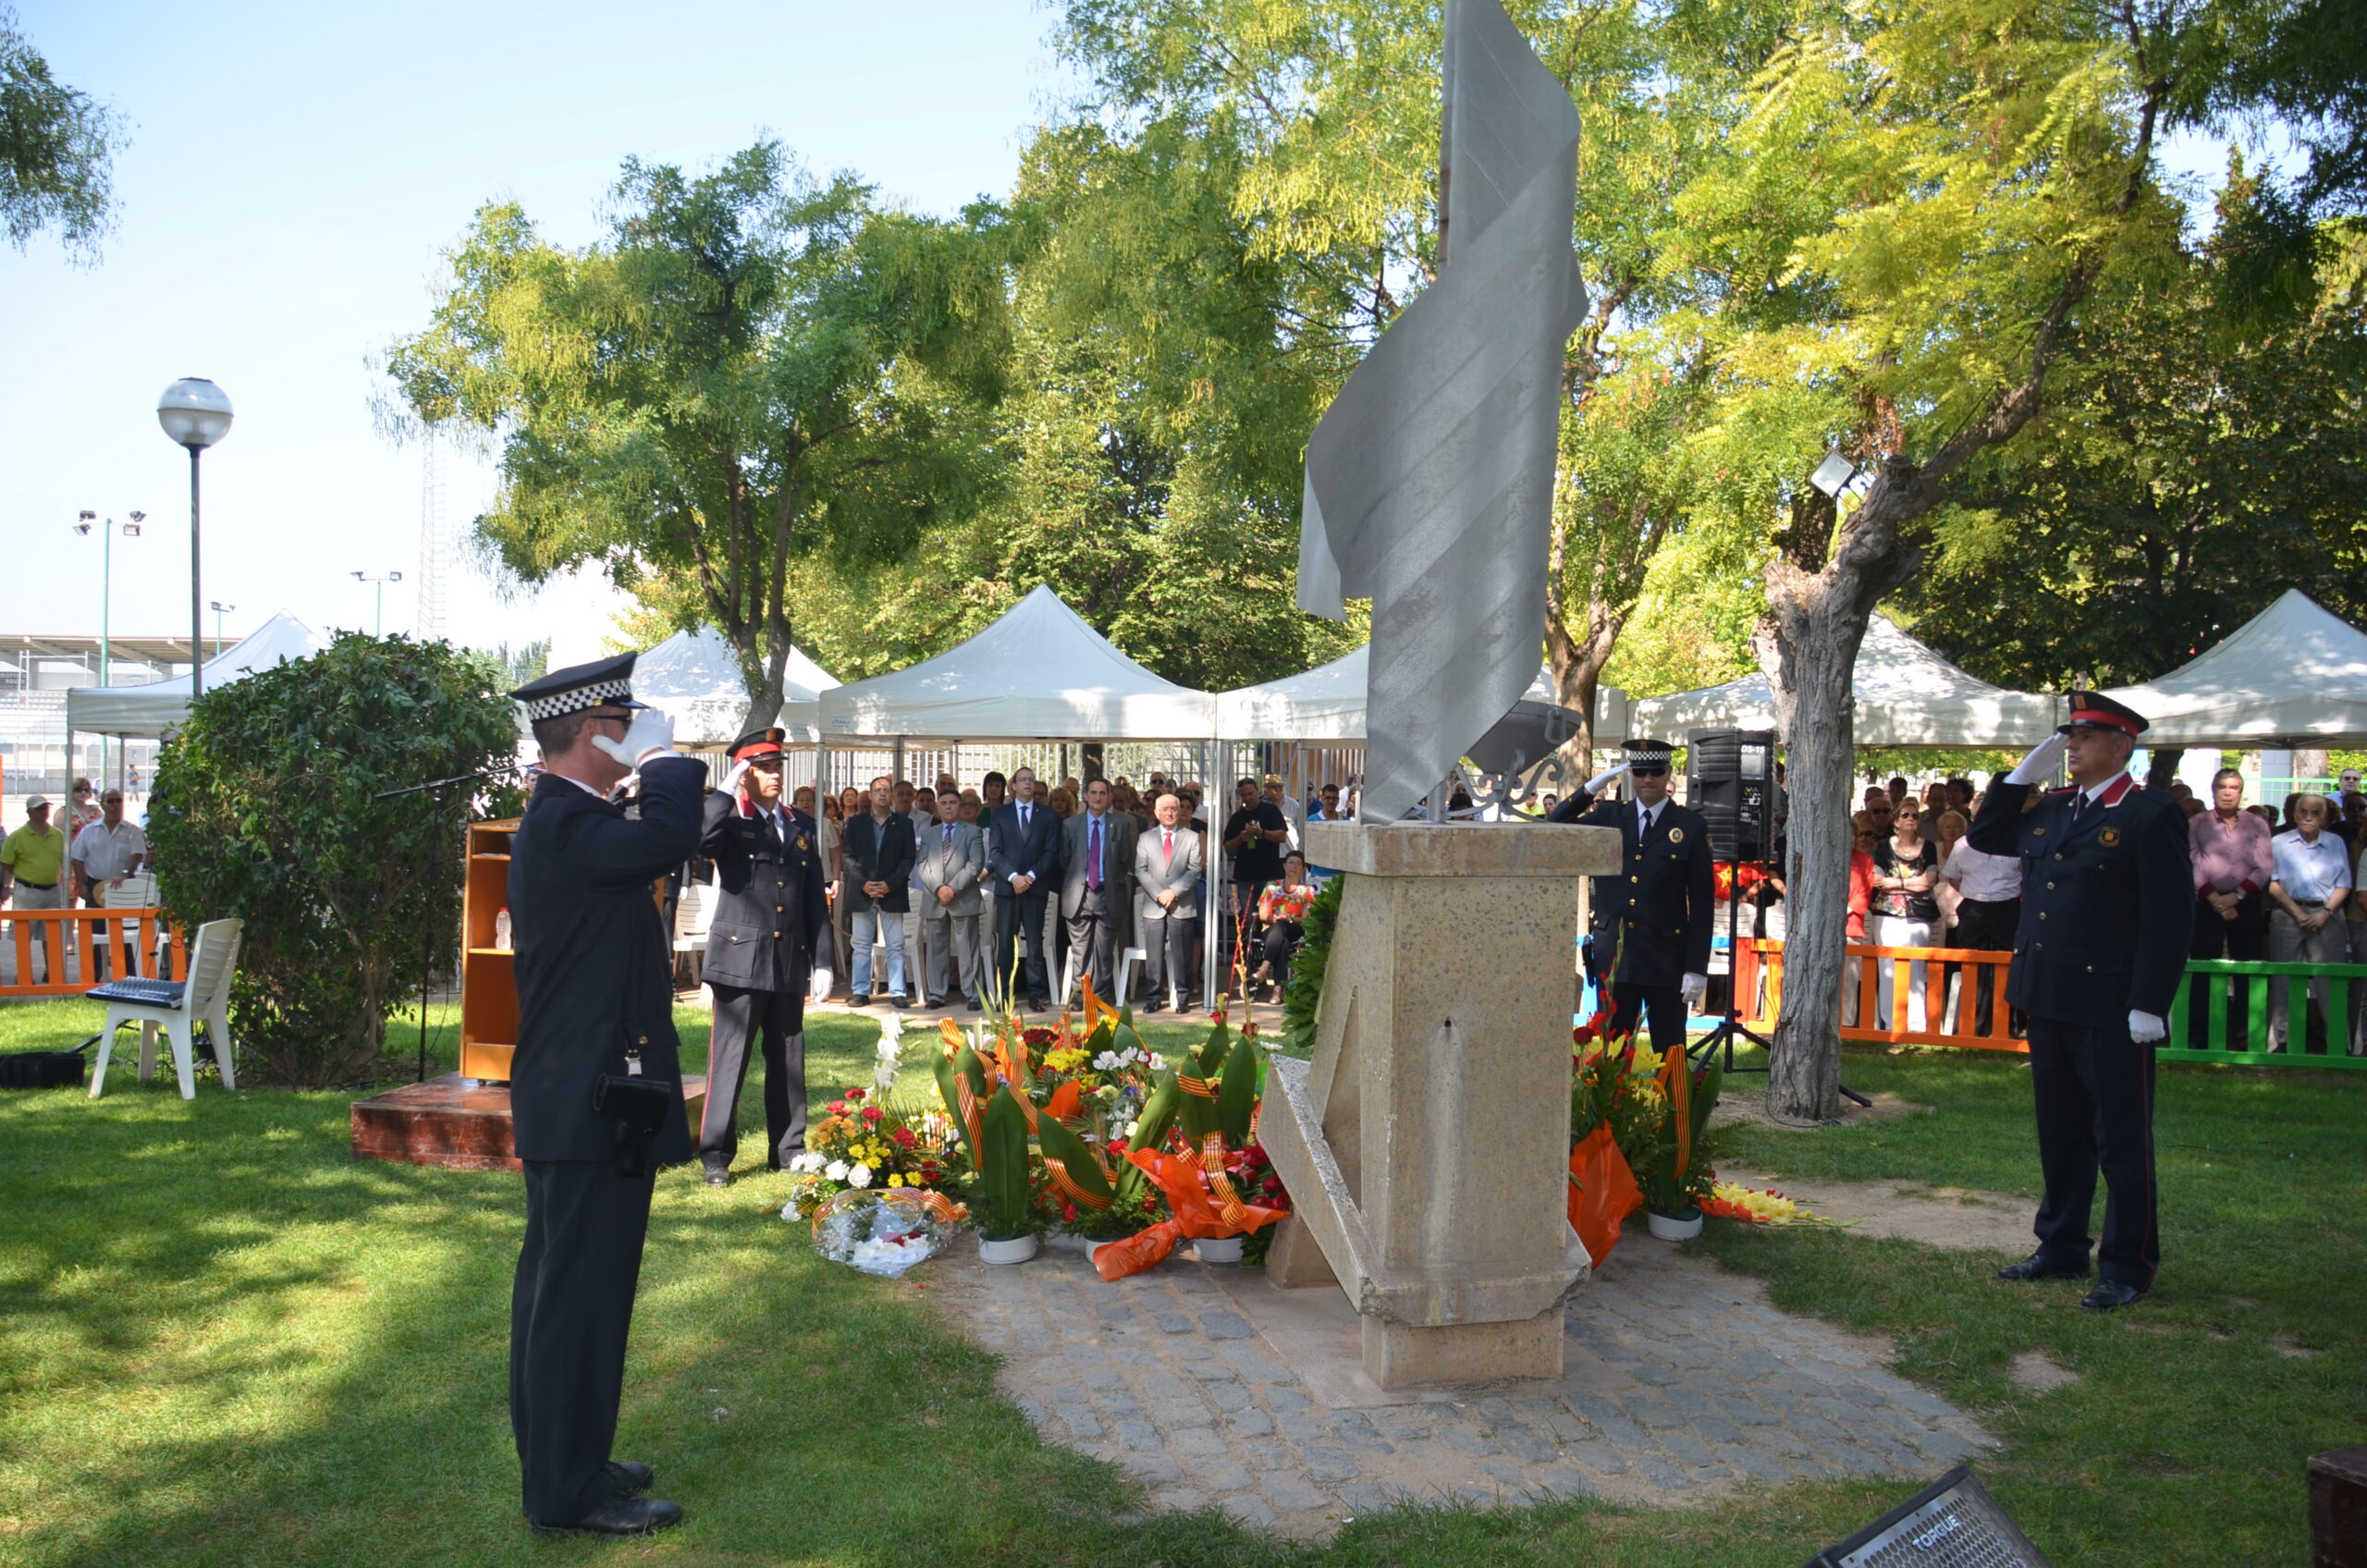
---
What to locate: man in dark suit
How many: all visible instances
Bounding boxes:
[505,653,696,1537]
[1059,778,1136,1006]
[987,765,1062,1011]
[1968,692,2191,1312]
[694,727,831,1187]
[1552,739,1713,1052]
[839,774,916,1007]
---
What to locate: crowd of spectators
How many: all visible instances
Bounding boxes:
[0,778,152,985]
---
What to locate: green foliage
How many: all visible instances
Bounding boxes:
[1034,1110,1117,1209]
[1215,1029,1259,1148]
[1115,1070,1181,1205]
[977,1084,1035,1241]
[932,1042,991,1167]
[0,5,121,261]
[1278,874,1343,1056]
[386,141,1012,723]
[1643,1060,1722,1216]
[142,634,517,1087]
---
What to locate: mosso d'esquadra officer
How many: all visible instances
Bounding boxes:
[506,653,699,1537]
[695,726,832,1187]
[1968,692,2191,1312]
[1551,739,1715,1052]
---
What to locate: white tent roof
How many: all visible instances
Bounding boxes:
[1213,643,1627,743]
[66,612,331,737]
[2103,590,2367,746]
[820,584,1215,741]
[1631,614,2060,748]
[633,628,834,747]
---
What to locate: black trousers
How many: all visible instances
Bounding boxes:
[1952,897,2021,1035]
[1143,914,1198,1004]
[511,1158,656,1525]
[2026,1013,2159,1290]
[2189,892,2267,1047]
[1063,888,1118,998]
[995,888,1052,999]
[1261,920,1303,988]
[700,984,806,1167]
[1610,982,1686,1054]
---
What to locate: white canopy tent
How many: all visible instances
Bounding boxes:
[2102,590,2367,747]
[821,584,1216,741]
[1630,615,2060,748]
[65,612,331,738]
[1213,643,1629,745]
[633,627,835,747]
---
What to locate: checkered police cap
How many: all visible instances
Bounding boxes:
[509,652,648,722]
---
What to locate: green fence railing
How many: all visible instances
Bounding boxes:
[2163,959,2367,1069]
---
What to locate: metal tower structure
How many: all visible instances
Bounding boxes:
[414,431,450,640]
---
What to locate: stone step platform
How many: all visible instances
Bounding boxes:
[927,1231,1994,1540]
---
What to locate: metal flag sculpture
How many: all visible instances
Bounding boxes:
[1295,0,1585,823]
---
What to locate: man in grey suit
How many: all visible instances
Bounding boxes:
[916,787,988,1011]
[1134,790,1204,1013]
[1060,778,1136,1006]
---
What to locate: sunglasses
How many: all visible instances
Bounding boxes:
[72,785,92,794]
[1629,765,1670,777]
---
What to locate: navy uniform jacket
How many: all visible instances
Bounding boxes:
[987,801,1063,890]
[1966,776,2192,1028]
[1565,797,1716,987]
[698,792,831,993]
[508,756,705,1165]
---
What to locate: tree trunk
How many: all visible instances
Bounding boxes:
[2146,746,2185,790]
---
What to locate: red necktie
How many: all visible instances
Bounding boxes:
[1163,829,1174,865]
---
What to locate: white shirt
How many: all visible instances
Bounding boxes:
[71,818,148,883]
[1941,837,2022,902]
[2271,829,2353,904]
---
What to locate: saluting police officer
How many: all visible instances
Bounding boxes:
[695,727,832,1187]
[1552,739,1715,1051]
[505,653,696,1537]
[1968,692,2191,1312]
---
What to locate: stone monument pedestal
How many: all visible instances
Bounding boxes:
[1260,820,1623,1388]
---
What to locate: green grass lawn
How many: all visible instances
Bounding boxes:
[0,1001,2355,1567]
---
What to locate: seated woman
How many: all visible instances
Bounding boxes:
[1251,851,1318,1001]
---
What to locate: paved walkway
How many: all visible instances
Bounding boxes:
[931,1231,1994,1538]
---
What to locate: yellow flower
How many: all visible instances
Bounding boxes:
[888,1173,904,1188]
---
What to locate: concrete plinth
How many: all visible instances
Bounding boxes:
[1260,821,1624,1387]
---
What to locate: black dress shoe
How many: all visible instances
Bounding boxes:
[849,991,873,1007]
[531,1495,684,1537]
[964,997,982,1012]
[1143,999,1166,1014]
[2081,1280,2147,1312]
[607,1460,655,1495]
[889,993,909,1010]
[1997,1255,2090,1282]
[701,1159,731,1188]
[1028,997,1049,1013]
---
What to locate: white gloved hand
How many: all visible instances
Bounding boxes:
[591,707,677,768]
[1583,761,1632,795]
[2006,732,2068,786]
[720,758,753,796]
[2128,1010,2166,1044]
[809,967,835,1004]
[1680,972,1708,1008]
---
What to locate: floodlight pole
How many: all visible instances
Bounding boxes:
[190,447,204,698]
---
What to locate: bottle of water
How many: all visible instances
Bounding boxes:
[494,908,513,950]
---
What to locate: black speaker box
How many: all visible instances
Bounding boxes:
[1687,729,1776,861]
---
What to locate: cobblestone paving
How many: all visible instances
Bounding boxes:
[931,1233,1995,1538]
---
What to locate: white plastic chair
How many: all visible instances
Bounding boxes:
[102,874,159,979]
[88,917,242,1099]
[673,878,714,988]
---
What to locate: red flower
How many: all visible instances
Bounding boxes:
[846,1087,866,1102]
[861,1105,885,1124]
[1023,1027,1056,1046]
[1242,1020,1258,1039]
[892,1127,917,1148]
[827,1100,849,1117]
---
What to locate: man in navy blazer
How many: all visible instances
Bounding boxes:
[987,765,1063,1011]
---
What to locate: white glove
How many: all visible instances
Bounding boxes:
[591,708,676,768]
[2128,1010,2165,1044]
[1680,972,1708,1007]
[2006,732,2068,786]
[809,967,834,1004]
[720,758,752,796]
[1583,761,1632,795]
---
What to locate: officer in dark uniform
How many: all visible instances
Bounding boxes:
[505,653,698,1537]
[1967,692,2191,1312]
[695,726,831,1186]
[1551,739,1714,1051]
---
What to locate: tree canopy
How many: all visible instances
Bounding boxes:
[0,5,122,261]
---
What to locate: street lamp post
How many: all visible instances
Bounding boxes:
[209,601,236,660]
[351,571,403,636]
[156,379,234,696]
[73,509,145,785]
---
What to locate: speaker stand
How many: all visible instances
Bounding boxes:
[1688,859,1870,1109]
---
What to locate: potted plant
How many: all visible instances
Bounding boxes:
[1642,1050,1722,1240]
[974,1084,1039,1263]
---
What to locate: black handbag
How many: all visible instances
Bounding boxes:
[593,1072,678,1178]
[0,1035,96,1090]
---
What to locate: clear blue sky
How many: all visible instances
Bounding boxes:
[1,0,1068,661]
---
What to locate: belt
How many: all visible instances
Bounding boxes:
[13,879,56,890]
